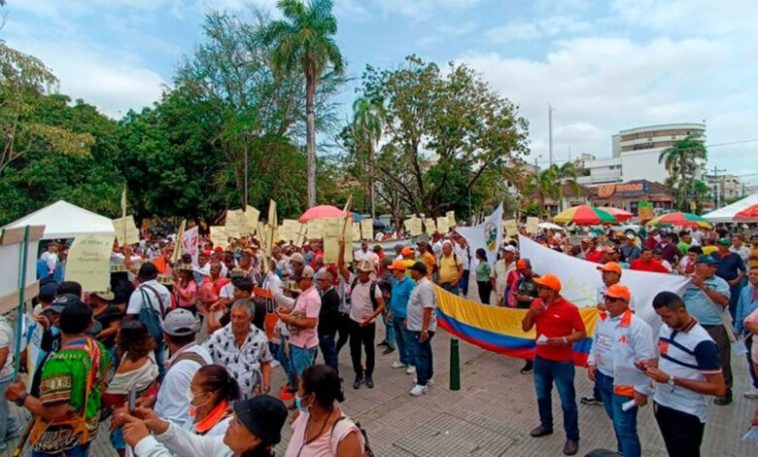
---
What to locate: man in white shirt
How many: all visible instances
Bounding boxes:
[354,242,379,277]
[126,262,173,379]
[346,260,385,390]
[0,314,21,450]
[152,309,212,429]
[407,261,438,396]
[490,246,517,306]
[587,285,655,457]
[39,242,59,275]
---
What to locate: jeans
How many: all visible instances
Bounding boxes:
[410,331,434,386]
[460,270,470,297]
[382,308,395,349]
[274,337,297,388]
[440,282,460,295]
[703,324,732,392]
[653,402,705,457]
[533,356,579,441]
[155,338,167,383]
[391,314,414,366]
[476,281,492,304]
[595,371,641,457]
[32,443,90,457]
[349,320,376,377]
[289,345,317,377]
[747,335,758,389]
[318,333,339,373]
[0,374,20,443]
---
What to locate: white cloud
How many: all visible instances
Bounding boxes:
[372,0,483,19]
[486,16,592,43]
[612,0,758,35]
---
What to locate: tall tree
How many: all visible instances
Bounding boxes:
[0,43,94,174]
[658,134,708,210]
[262,0,345,207]
[351,96,383,217]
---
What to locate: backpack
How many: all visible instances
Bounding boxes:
[331,416,375,457]
[350,278,380,310]
[138,284,167,340]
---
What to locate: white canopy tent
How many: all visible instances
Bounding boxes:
[2,200,115,240]
[703,193,758,223]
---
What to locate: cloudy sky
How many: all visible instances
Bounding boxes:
[3,0,757,186]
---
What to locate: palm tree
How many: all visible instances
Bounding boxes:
[529,166,561,217]
[352,97,384,217]
[555,162,580,210]
[263,0,345,207]
[658,134,708,210]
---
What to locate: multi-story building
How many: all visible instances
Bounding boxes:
[703,173,744,206]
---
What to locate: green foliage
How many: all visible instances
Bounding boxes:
[658,134,708,211]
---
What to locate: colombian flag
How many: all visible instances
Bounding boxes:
[434,287,599,367]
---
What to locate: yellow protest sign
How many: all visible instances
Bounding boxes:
[322,217,341,264]
[352,222,362,242]
[526,217,539,234]
[65,234,114,292]
[210,226,227,248]
[225,210,246,238]
[112,216,140,246]
[307,219,324,240]
[446,211,457,228]
[360,219,373,240]
[405,217,422,237]
[244,206,260,234]
[436,216,450,234]
[268,200,277,227]
[504,219,519,237]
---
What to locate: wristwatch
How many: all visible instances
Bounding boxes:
[667,375,676,387]
[15,392,28,407]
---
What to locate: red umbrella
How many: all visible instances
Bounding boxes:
[735,204,758,220]
[599,207,633,222]
[299,205,351,223]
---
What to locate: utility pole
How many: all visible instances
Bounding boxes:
[548,104,554,167]
[711,165,727,209]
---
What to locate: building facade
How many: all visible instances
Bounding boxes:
[589,180,675,214]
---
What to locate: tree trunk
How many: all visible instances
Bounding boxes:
[369,142,375,218]
[306,73,317,208]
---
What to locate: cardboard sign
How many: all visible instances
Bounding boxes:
[352,222,362,242]
[405,217,422,237]
[244,206,260,234]
[446,210,457,228]
[503,219,519,237]
[307,219,324,240]
[225,210,246,238]
[210,226,227,249]
[322,217,342,264]
[360,218,373,240]
[267,200,277,227]
[65,234,115,292]
[112,216,140,246]
[436,216,450,234]
[525,217,539,234]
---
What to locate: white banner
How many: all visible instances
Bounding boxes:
[182,226,200,264]
[518,235,689,330]
[455,203,503,266]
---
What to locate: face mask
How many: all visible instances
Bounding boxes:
[294,394,309,413]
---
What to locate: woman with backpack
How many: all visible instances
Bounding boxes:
[284,364,368,457]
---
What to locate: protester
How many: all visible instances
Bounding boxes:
[682,255,733,405]
[284,365,365,456]
[122,395,288,457]
[437,241,463,295]
[677,245,702,275]
[186,365,241,436]
[512,259,539,373]
[712,237,746,317]
[454,236,471,297]
[749,234,758,270]
[151,308,212,428]
[629,247,669,273]
[417,243,435,279]
[0,311,21,452]
[5,295,110,457]
[586,284,655,457]
[620,234,641,264]
[736,268,758,399]
[521,274,586,456]
[104,321,159,457]
[387,260,415,373]
[730,233,750,265]
[354,242,379,278]
[316,271,341,373]
[407,261,438,396]
[644,291,726,457]
[174,262,199,315]
[40,241,59,276]
[491,246,517,306]
[474,248,493,305]
[204,299,272,399]
[90,290,122,353]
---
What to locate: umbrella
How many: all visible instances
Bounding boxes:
[734,203,758,220]
[553,205,617,225]
[598,207,633,222]
[298,205,352,223]
[646,212,712,229]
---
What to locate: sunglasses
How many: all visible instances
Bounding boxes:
[603,296,626,302]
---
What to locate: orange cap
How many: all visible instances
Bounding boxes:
[388,259,407,271]
[596,262,622,274]
[517,259,529,270]
[532,273,561,292]
[604,284,631,301]
[401,247,413,256]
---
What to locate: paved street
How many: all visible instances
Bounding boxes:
[3,290,756,456]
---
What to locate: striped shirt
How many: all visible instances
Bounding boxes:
[653,320,721,423]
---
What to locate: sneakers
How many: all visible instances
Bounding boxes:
[365,376,374,389]
[412,377,434,386]
[391,361,408,369]
[353,376,364,390]
[744,387,758,399]
[406,365,416,375]
[580,396,602,406]
[410,384,428,396]
[382,347,396,355]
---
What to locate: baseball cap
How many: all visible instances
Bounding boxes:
[718,237,731,246]
[356,260,373,272]
[696,255,718,265]
[163,308,199,337]
[233,395,287,445]
[604,284,631,301]
[300,266,315,279]
[503,245,517,253]
[516,259,529,270]
[625,233,636,240]
[388,260,407,271]
[38,283,58,303]
[401,247,414,256]
[532,273,562,292]
[48,293,82,314]
[596,262,622,275]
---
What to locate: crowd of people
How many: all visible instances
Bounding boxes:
[0,220,756,456]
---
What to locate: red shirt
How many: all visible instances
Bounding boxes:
[585,249,603,263]
[629,258,669,273]
[533,297,586,361]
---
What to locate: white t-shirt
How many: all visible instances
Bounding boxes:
[155,343,213,429]
[349,280,382,323]
[0,316,14,379]
[126,280,173,325]
[40,251,58,273]
[354,250,379,271]
[406,277,437,332]
[454,245,470,270]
